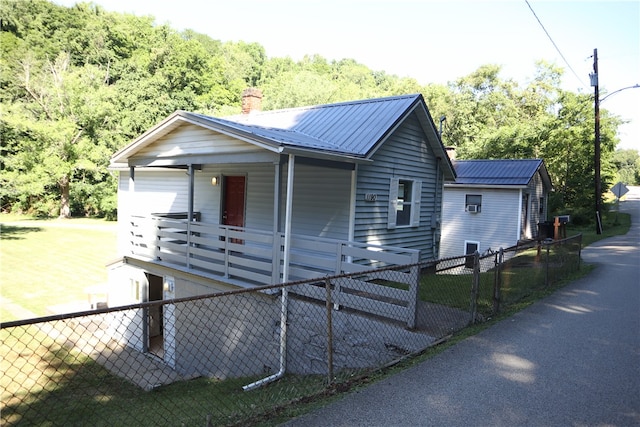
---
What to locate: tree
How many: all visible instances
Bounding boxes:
[2,52,115,217]
[0,0,628,223]
[612,149,640,185]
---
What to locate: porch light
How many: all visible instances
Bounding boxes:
[211,176,219,186]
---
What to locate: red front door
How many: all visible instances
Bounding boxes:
[222,175,246,228]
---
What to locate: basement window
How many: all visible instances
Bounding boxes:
[464,241,479,268]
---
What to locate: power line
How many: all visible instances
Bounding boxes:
[525,0,588,88]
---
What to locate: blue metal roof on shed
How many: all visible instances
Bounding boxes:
[451,159,548,186]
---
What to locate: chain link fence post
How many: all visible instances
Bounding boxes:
[492,248,503,315]
[325,277,334,385]
[545,241,551,287]
[470,251,480,324]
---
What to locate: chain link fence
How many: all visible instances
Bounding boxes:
[1,234,582,426]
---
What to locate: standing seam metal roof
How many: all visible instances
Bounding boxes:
[111,93,455,179]
[451,159,546,186]
[220,94,421,157]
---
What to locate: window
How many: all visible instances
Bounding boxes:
[464,241,479,268]
[539,197,545,214]
[465,194,482,213]
[388,177,422,229]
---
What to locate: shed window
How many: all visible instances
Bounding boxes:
[388,177,422,229]
[465,194,482,213]
[464,241,479,268]
[539,197,545,214]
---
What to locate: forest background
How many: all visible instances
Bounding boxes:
[1,0,639,224]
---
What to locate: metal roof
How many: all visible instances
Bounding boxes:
[111,93,455,180]
[199,93,422,157]
[450,159,550,187]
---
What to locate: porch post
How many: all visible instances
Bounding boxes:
[129,166,135,214]
[187,164,195,222]
[129,166,135,191]
[129,166,135,256]
[282,155,295,283]
[273,162,281,235]
[186,164,195,267]
[272,162,282,284]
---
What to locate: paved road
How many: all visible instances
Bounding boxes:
[284,187,640,426]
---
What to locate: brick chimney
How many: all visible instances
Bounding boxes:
[241,88,263,114]
[445,146,457,160]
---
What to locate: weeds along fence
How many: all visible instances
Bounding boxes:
[1,234,582,426]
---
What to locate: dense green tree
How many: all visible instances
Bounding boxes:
[612,149,640,185]
[0,0,627,225]
[2,52,116,217]
[438,62,620,221]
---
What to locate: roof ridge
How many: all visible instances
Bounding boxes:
[228,93,421,118]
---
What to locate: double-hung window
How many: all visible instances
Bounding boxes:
[388,177,422,229]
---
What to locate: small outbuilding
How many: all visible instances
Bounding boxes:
[440,158,552,259]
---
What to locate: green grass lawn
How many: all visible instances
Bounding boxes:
[567,209,631,247]
[0,217,118,322]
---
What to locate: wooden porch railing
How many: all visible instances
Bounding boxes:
[129,215,421,326]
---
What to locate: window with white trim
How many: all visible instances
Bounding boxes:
[464,241,479,268]
[465,194,482,213]
[388,177,422,228]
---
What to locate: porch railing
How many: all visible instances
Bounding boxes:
[129,215,420,285]
[129,215,421,326]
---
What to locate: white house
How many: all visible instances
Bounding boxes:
[440,159,552,259]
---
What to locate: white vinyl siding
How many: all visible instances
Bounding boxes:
[440,187,520,259]
[134,124,263,160]
[118,169,189,217]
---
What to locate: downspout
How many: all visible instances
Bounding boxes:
[243,154,295,392]
[434,116,446,259]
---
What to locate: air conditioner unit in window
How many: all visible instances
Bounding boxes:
[467,204,479,213]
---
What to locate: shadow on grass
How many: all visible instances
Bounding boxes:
[0,225,43,240]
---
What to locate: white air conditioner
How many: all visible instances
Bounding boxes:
[467,204,479,213]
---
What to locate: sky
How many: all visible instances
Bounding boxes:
[54,0,640,151]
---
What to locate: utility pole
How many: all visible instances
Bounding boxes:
[591,48,603,234]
